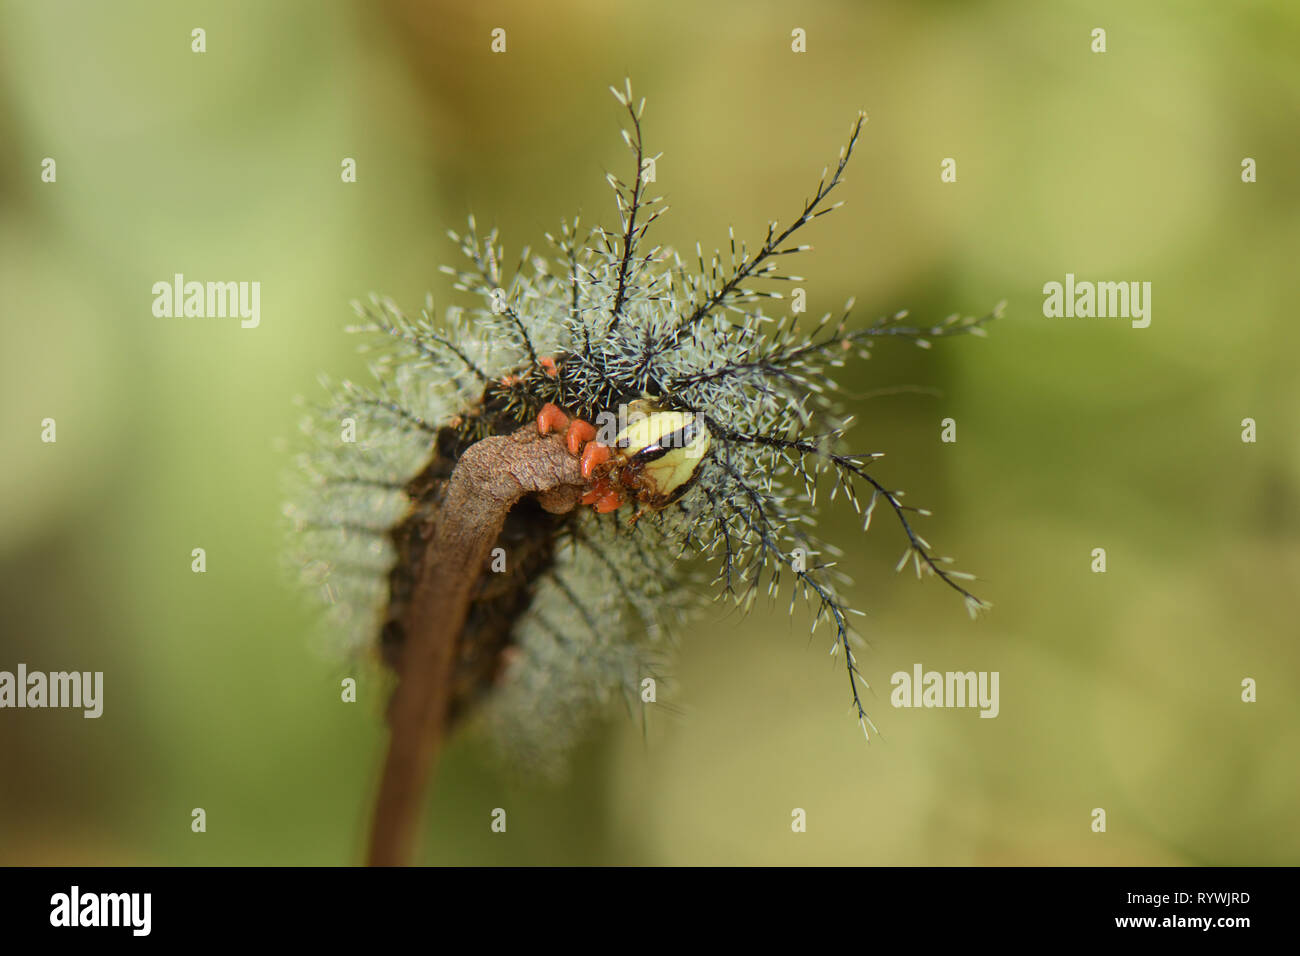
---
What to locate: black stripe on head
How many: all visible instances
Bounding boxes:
[631,419,700,463]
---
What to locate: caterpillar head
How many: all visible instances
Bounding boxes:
[563,400,711,515]
[610,403,712,510]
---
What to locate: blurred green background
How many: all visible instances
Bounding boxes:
[2,0,1297,865]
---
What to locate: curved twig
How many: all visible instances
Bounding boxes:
[367,424,585,866]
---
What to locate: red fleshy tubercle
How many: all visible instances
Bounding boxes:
[536,403,569,435]
[581,477,611,505]
[580,442,611,479]
[566,418,597,456]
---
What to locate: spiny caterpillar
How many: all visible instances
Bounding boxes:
[288,81,1002,769]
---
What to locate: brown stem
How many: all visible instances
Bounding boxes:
[367,423,585,866]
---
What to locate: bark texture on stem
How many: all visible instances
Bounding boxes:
[367,424,584,866]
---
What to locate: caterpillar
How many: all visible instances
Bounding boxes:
[286,81,1001,771]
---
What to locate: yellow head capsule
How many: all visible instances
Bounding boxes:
[613,407,711,508]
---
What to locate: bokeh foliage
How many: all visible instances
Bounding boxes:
[1,0,1296,864]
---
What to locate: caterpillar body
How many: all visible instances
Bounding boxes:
[287,82,1001,770]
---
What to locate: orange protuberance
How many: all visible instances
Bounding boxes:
[581,477,611,505]
[536,403,569,435]
[566,418,597,456]
[580,441,611,479]
[538,404,621,512]
[539,356,559,379]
